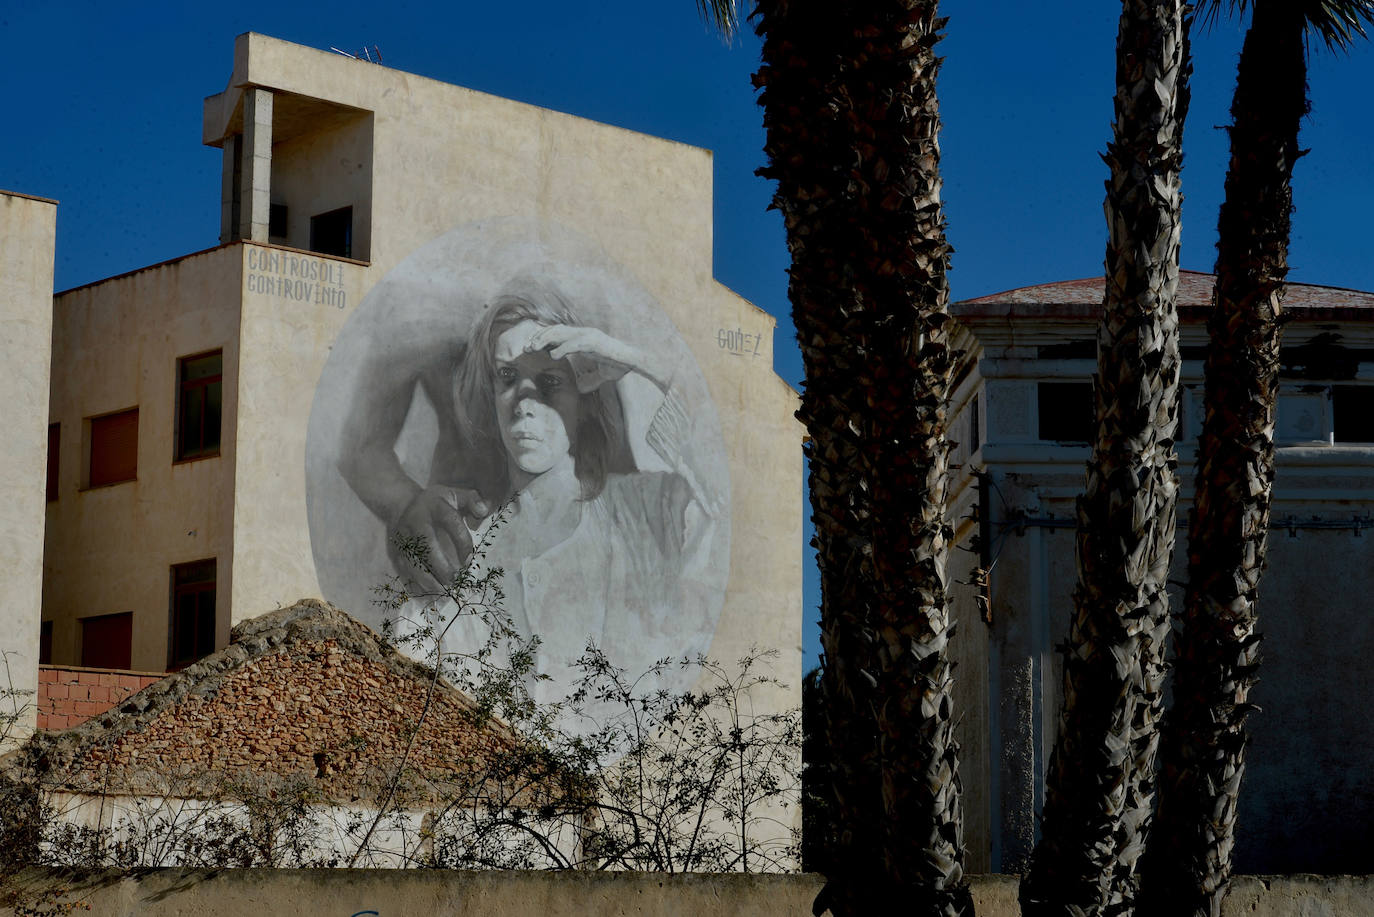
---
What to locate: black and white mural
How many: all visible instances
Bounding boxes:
[305,220,731,700]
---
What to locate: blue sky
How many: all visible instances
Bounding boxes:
[4,2,1372,670]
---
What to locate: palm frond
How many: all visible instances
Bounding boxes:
[695,0,744,39]
[1194,0,1374,51]
[1304,0,1374,51]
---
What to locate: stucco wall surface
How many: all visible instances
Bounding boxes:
[0,191,57,748]
[44,246,242,671]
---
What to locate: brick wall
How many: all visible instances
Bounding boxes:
[38,665,164,730]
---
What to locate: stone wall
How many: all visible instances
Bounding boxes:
[31,601,518,803]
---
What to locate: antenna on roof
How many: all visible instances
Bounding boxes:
[330,45,384,64]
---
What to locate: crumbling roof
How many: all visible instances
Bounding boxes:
[6,600,532,804]
[954,270,1374,321]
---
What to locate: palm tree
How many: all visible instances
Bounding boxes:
[1019,2,1193,915]
[1137,4,1374,915]
[698,2,972,915]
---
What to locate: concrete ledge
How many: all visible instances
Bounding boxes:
[2,871,1369,916]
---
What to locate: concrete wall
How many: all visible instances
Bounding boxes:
[6,870,1370,917]
[44,246,242,672]
[0,871,995,917]
[229,244,363,617]
[267,112,374,258]
[0,190,56,749]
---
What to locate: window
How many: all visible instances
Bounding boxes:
[46,423,60,501]
[1038,382,1094,444]
[310,206,353,258]
[170,559,216,668]
[80,611,132,670]
[88,408,138,487]
[969,393,981,455]
[176,351,223,461]
[268,202,288,238]
[39,621,53,665]
[1333,386,1374,443]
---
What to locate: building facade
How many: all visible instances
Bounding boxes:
[947,272,1374,874]
[33,33,803,722]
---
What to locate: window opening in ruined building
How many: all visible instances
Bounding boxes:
[80,611,133,670]
[87,408,138,488]
[46,422,60,501]
[269,203,288,239]
[1333,385,1374,443]
[39,621,53,665]
[170,559,216,669]
[176,351,223,461]
[969,392,982,455]
[310,206,353,259]
[1037,382,1094,444]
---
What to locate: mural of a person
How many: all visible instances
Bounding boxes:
[334,275,720,695]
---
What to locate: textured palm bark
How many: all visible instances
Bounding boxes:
[1020,2,1190,915]
[754,2,971,915]
[1136,5,1304,915]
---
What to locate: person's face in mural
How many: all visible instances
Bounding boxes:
[493,320,580,479]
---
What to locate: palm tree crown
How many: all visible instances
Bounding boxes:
[1198,0,1374,51]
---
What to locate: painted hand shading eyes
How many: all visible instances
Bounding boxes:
[523,324,662,393]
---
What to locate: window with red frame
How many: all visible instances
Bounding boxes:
[176,351,222,461]
[169,559,216,669]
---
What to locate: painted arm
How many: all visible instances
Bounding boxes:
[336,336,486,589]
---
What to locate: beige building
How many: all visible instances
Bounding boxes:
[34,33,802,724]
[947,273,1374,875]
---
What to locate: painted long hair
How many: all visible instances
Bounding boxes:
[454,277,634,503]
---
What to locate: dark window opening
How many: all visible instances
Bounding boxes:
[176,351,223,461]
[310,206,353,259]
[39,621,53,665]
[46,423,60,501]
[969,393,982,454]
[170,559,217,669]
[1038,382,1094,444]
[269,203,289,238]
[1333,386,1374,443]
[80,612,132,670]
[88,408,138,487]
[229,136,242,241]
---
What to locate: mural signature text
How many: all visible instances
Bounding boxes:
[717,326,763,357]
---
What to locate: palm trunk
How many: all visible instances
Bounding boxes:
[1136,4,1305,915]
[754,2,970,914]
[1020,2,1191,915]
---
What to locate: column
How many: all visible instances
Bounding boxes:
[238,88,273,243]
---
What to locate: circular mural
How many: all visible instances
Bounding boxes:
[305,219,730,702]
